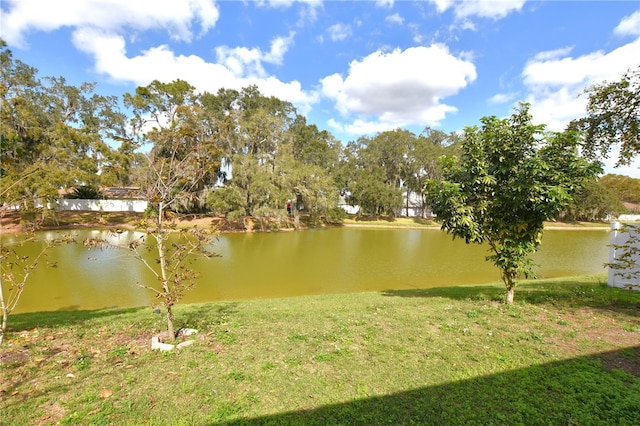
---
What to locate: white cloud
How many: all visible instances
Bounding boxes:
[385,13,404,26]
[265,32,296,64]
[257,0,296,7]
[2,0,321,116]
[71,28,318,114]
[429,0,526,20]
[256,0,322,26]
[327,23,352,42]
[488,92,517,105]
[329,118,398,137]
[430,0,454,13]
[530,46,574,62]
[214,31,295,77]
[454,0,526,19]
[257,0,322,8]
[457,20,477,31]
[522,37,640,131]
[216,46,267,78]
[614,10,640,37]
[320,45,476,136]
[375,0,395,8]
[1,0,219,47]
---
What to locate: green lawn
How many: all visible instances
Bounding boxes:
[2,274,639,425]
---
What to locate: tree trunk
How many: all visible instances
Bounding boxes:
[0,282,7,347]
[156,202,175,341]
[166,307,175,341]
[505,286,515,304]
[405,189,409,217]
[293,208,300,230]
[502,267,516,304]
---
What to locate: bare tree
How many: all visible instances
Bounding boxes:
[85,80,221,341]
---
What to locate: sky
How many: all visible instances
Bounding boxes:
[1,0,640,176]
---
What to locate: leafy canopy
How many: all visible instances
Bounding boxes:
[572,66,640,166]
[427,104,599,303]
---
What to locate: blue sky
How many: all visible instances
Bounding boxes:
[1,1,639,175]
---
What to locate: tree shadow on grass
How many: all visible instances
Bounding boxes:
[219,346,640,426]
[6,306,148,332]
[7,301,241,334]
[381,276,640,316]
[177,302,240,330]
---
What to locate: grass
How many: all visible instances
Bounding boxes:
[1,274,639,425]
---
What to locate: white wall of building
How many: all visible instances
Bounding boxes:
[55,199,148,213]
[609,222,640,290]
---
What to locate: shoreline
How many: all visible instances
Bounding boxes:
[0,210,613,235]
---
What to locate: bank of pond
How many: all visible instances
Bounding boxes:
[4,227,610,314]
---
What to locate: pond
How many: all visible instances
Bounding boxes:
[3,227,610,314]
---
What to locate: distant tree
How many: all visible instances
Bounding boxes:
[599,173,640,204]
[403,128,460,217]
[0,40,125,219]
[290,115,341,173]
[572,66,640,166]
[203,86,294,217]
[203,87,339,222]
[66,185,103,200]
[349,165,403,216]
[344,130,412,216]
[427,104,599,303]
[561,179,626,222]
[274,139,339,229]
[99,137,143,187]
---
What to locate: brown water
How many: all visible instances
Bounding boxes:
[3,227,610,313]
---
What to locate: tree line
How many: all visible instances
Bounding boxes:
[3,40,635,223]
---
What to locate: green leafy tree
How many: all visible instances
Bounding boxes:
[427,104,598,303]
[572,66,640,166]
[561,179,626,222]
[290,115,341,173]
[343,130,411,216]
[599,173,640,204]
[403,128,461,217]
[1,41,125,220]
[275,139,339,228]
[286,115,341,225]
[203,87,293,217]
[204,87,339,223]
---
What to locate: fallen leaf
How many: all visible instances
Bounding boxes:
[88,408,101,415]
[99,389,113,399]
